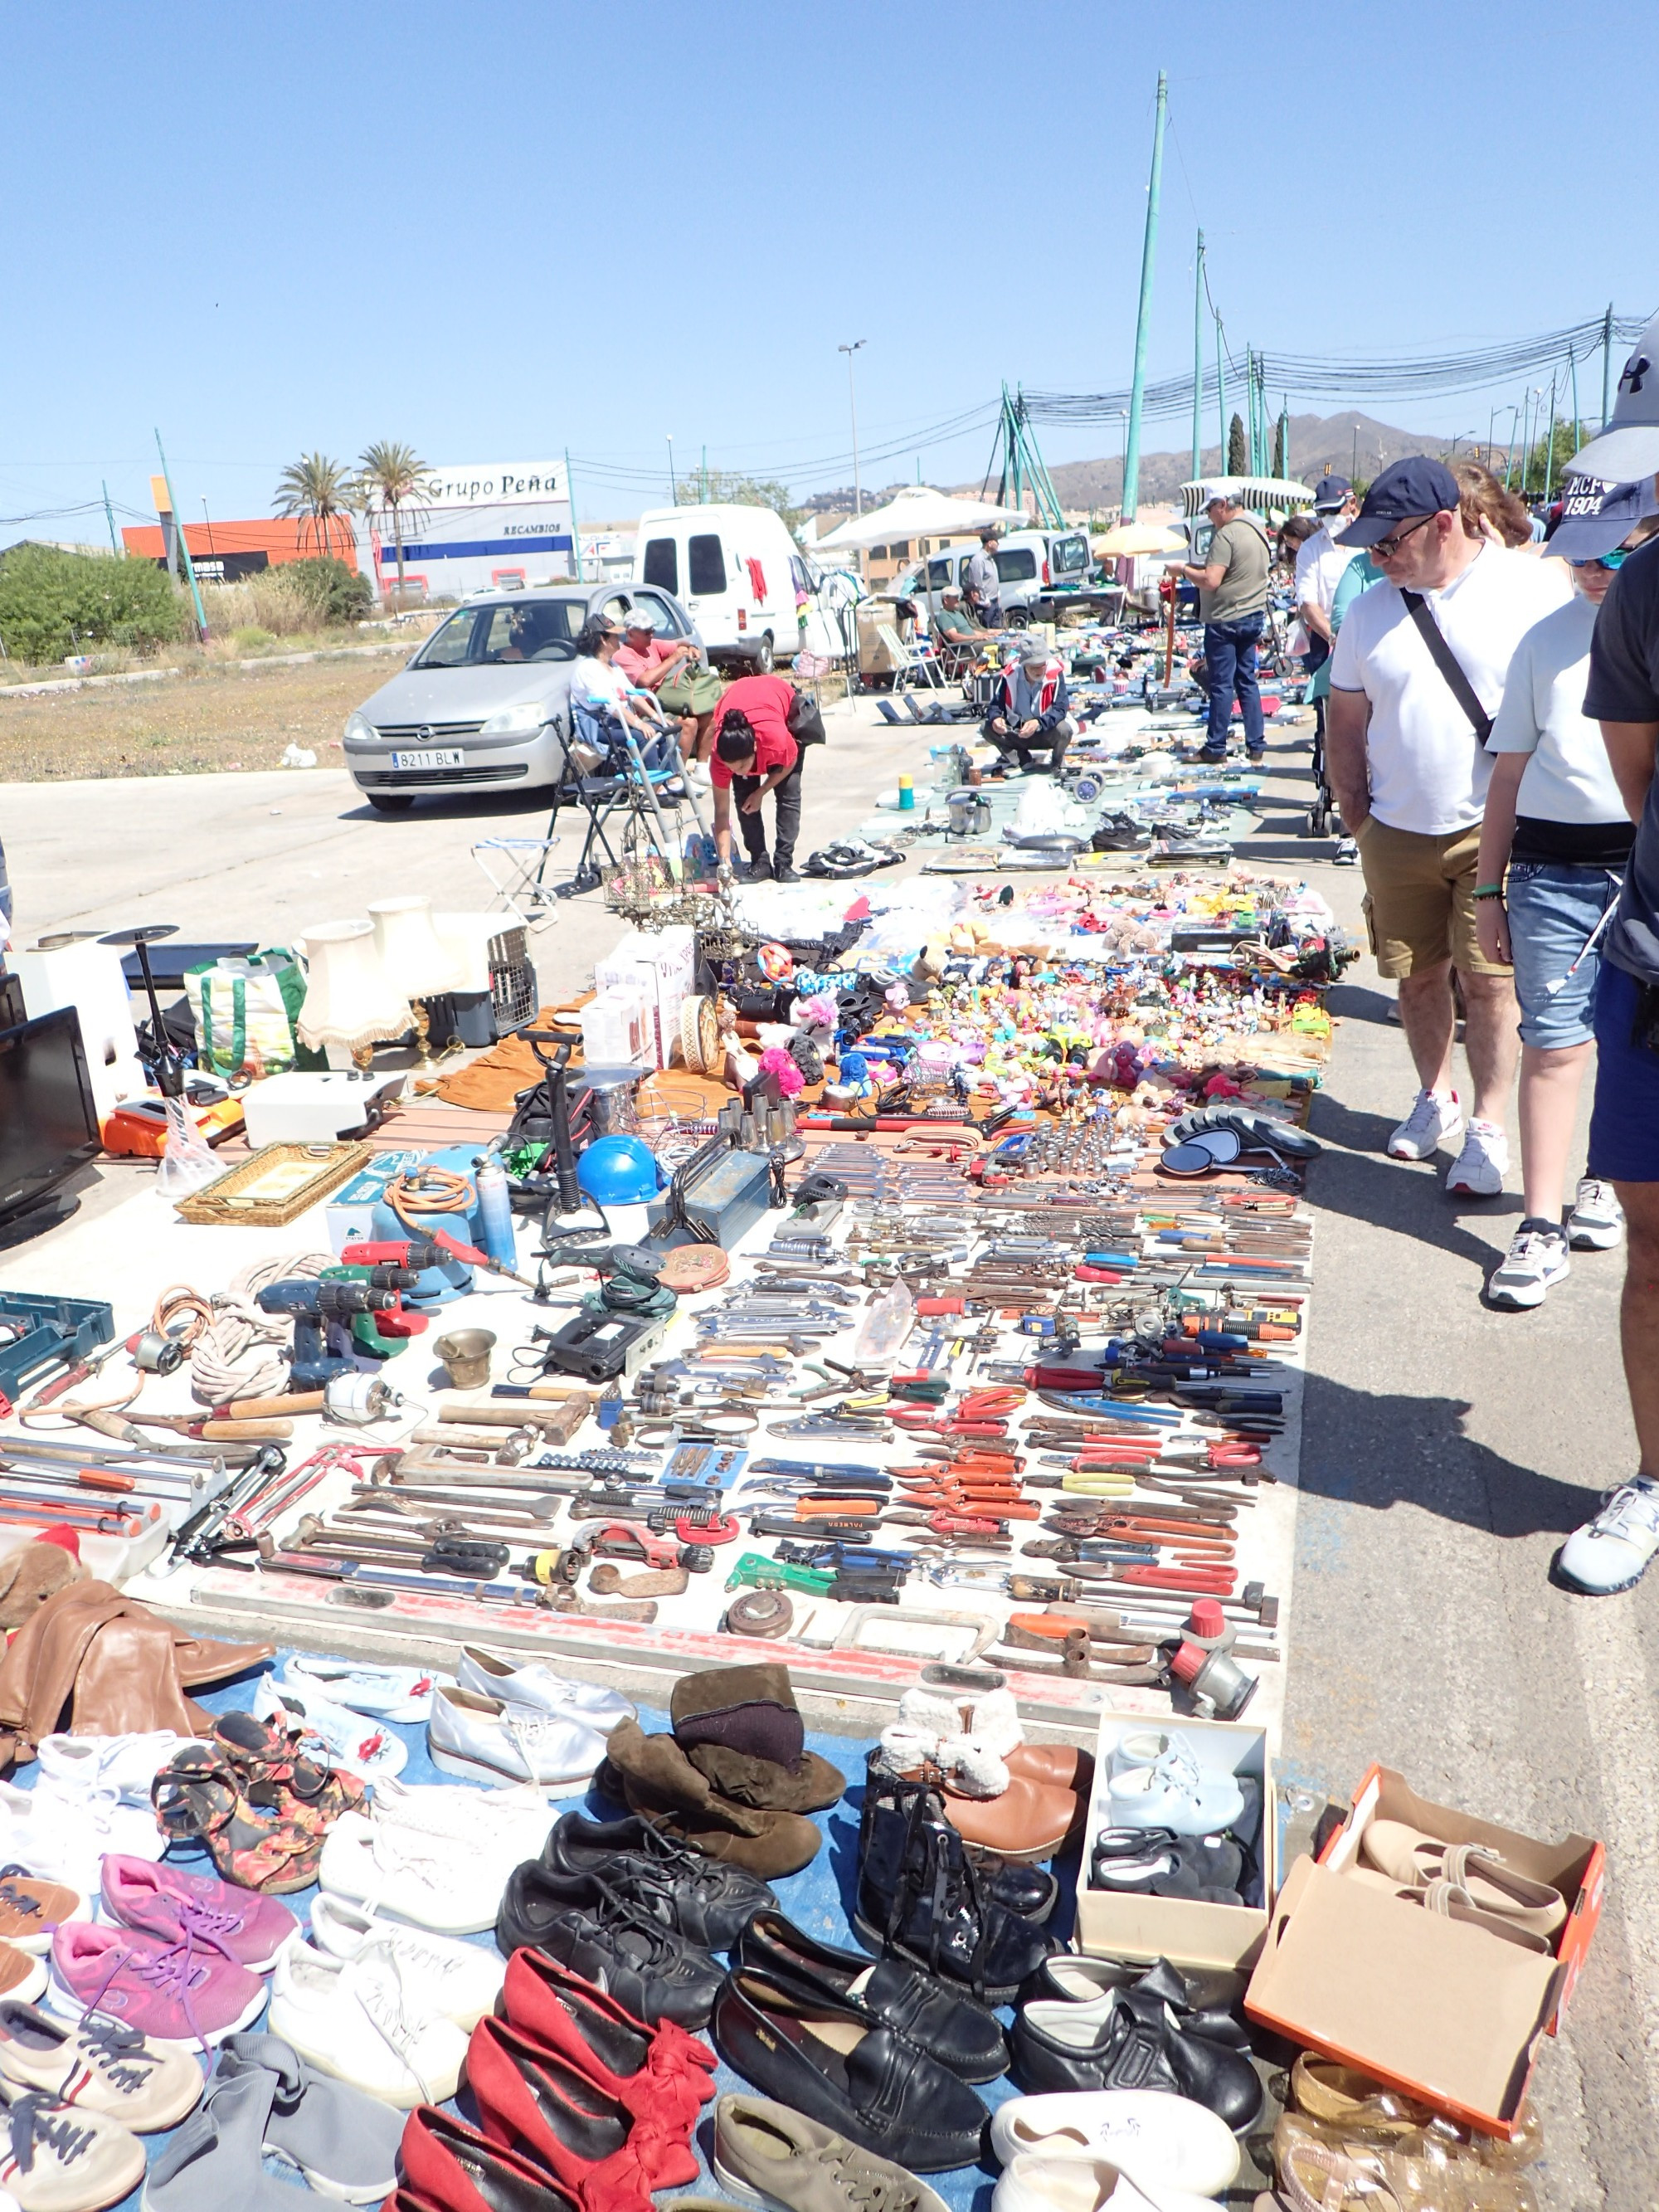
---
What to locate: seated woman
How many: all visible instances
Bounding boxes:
[572,615,675,768]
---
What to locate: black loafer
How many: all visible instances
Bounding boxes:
[735,1907,1006,2083]
[541,1812,774,1948]
[1012,1988,1262,2132]
[495,1862,723,2029]
[713,1966,988,2173]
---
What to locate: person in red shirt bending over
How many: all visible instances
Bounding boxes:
[708,673,802,883]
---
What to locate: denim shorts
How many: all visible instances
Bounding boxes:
[1506,861,1623,1049]
[1589,962,1659,1183]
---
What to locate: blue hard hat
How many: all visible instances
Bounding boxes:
[577,1133,661,1203]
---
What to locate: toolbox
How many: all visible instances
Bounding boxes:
[0,1292,116,1406]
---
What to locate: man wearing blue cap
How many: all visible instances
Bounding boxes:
[1326,456,1569,1199]
[1547,307,1659,1593]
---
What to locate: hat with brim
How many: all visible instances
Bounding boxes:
[622,608,655,631]
[1562,311,1659,485]
[1550,475,1659,563]
[1335,456,1461,547]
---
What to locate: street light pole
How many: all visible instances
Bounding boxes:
[839,342,866,516]
[666,436,676,502]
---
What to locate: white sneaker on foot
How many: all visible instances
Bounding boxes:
[1559,1477,1659,1595]
[1388,1088,1463,1160]
[1568,1177,1625,1251]
[1487,1221,1571,1309]
[1445,1118,1508,1196]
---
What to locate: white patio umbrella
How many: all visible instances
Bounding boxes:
[814,485,1028,552]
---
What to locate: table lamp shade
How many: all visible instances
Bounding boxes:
[368,895,460,998]
[296,921,410,1055]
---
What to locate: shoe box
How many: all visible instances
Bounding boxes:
[1243,1763,1605,2136]
[1073,1712,1274,1974]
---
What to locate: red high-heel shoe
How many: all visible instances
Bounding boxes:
[467,2015,664,2211]
[502,1947,715,2132]
[397,2109,581,2212]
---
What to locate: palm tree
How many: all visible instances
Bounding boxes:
[354,441,431,597]
[274,453,353,559]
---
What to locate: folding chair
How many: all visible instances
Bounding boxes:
[875,622,944,691]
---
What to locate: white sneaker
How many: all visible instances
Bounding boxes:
[427,1685,607,1793]
[1104,1740,1244,1838]
[319,1811,504,1937]
[1445,1118,1508,1196]
[368,1773,556,1859]
[993,2151,1222,2212]
[36,1733,184,1806]
[252,1674,408,1780]
[990,2092,1240,2197]
[1569,1177,1626,1251]
[308,1893,504,2028]
[1558,1477,1659,1596]
[1387,1088,1463,1161]
[1487,1221,1571,1309]
[454,1645,635,1732]
[284,1655,443,1723]
[269,1937,467,2109]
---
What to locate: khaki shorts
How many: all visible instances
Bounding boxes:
[1355,816,1512,979]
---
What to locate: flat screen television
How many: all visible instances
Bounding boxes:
[0,1005,101,1246]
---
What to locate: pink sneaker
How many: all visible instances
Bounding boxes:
[101,1856,298,1972]
[48,1920,266,2044]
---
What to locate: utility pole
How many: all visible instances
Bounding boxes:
[701,446,708,504]
[563,449,584,581]
[1603,302,1615,428]
[1121,68,1167,522]
[1568,346,1581,460]
[1190,230,1204,485]
[666,435,676,503]
[154,430,207,642]
[839,341,866,515]
[1214,311,1227,473]
[1542,372,1559,503]
[101,481,119,557]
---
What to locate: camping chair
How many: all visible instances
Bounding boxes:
[875,622,945,693]
[473,703,664,925]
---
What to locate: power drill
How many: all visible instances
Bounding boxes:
[256,1278,399,1388]
[321,1261,428,1354]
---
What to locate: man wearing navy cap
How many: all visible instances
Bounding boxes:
[1550,307,1659,1592]
[1326,456,1570,1198]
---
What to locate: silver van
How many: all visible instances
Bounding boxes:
[893,529,1097,623]
[342,582,703,811]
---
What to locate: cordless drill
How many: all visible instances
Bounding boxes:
[321,1261,428,1352]
[256,1279,399,1387]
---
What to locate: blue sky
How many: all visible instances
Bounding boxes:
[1,0,1652,534]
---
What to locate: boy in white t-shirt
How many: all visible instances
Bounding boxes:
[1327,458,1571,1201]
[1473,483,1659,1308]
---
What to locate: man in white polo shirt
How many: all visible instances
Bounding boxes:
[1326,457,1570,1196]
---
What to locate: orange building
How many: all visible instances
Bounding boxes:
[122,514,360,582]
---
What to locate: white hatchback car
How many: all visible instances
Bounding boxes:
[343,583,703,812]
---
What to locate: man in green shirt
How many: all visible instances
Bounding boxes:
[1177,488,1272,763]
[931,588,994,643]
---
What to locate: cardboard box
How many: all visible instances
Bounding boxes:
[1244,1765,1603,2136]
[596,928,694,1070]
[1073,1713,1274,1973]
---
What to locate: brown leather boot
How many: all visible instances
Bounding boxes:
[603,1718,823,1877]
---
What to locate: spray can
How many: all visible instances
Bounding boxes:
[473,1154,518,1271]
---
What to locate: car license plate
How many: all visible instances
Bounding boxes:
[389,748,465,771]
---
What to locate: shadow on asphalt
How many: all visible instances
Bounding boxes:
[336,787,557,826]
[1298,1367,1596,1537]
[1305,1133,1520,1270]
[1326,982,1395,1025]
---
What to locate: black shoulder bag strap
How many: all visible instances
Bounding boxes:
[1399,589,1492,746]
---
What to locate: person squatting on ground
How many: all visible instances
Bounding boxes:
[1474,483,1659,1308]
[981,641,1073,773]
[707,673,804,884]
[1324,457,1570,1198]
[1177,487,1272,764]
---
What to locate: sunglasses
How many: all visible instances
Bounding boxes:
[1370,515,1436,560]
[1571,549,1627,572]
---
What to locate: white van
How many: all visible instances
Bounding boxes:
[634,504,838,672]
[893,528,1102,624]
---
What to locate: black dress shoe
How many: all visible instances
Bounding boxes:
[541,1812,774,1948]
[713,1967,988,2173]
[1034,1953,1252,2050]
[1089,1830,1244,1901]
[856,1771,1052,2006]
[1011,1988,1262,2132]
[495,1862,724,2029]
[735,1907,1007,2083]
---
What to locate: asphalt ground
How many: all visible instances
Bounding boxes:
[2,704,1648,2207]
